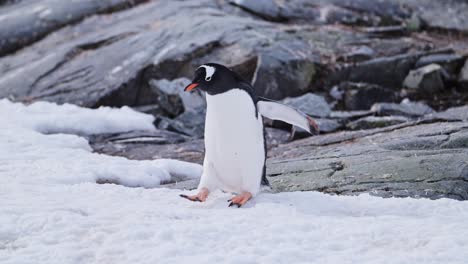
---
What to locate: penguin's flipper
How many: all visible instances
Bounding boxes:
[257,99,319,135]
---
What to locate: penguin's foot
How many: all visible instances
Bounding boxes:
[228,192,252,208]
[180,188,209,202]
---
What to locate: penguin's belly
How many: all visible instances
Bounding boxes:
[204,89,265,194]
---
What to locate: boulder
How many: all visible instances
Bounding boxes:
[371,100,435,117]
[252,40,317,99]
[403,64,445,94]
[346,116,409,130]
[267,121,468,200]
[281,93,331,118]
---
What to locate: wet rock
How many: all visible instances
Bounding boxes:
[281,93,331,118]
[339,82,399,110]
[403,64,445,94]
[0,0,146,56]
[371,100,435,117]
[347,116,408,130]
[89,130,207,163]
[267,121,468,200]
[0,0,322,106]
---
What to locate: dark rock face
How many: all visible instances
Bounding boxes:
[338,82,399,111]
[252,41,317,99]
[267,120,468,200]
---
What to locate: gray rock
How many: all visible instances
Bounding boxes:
[265,128,291,150]
[89,130,207,163]
[332,52,431,89]
[155,107,206,139]
[347,116,409,130]
[339,82,399,111]
[252,40,317,99]
[0,0,322,106]
[148,78,206,117]
[341,46,376,63]
[459,59,468,90]
[403,64,445,94]
[415,54,466,76]
[329,110,374,121]
[230,0,284,22]
[267,121,468,200]
[399,0,468,33]
[282,93,331,118]
[0,0,146,56]
[230,0,409,26]
[371,100,435,117]
[425,105,468,122]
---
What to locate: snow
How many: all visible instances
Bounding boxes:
[1,100,468,264]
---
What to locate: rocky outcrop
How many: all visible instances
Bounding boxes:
[1,0,467,111]
[0,0,147,56]
[267,111,468,200]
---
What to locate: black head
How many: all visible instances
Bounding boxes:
[184,63,249,95]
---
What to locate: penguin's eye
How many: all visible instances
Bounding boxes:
[205,76,212,82]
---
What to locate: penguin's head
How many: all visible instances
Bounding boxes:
[184,63,238,95]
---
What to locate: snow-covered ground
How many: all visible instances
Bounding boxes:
[1,99,467,264]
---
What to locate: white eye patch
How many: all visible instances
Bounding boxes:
[198,65,215,82]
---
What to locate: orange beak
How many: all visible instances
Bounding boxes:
[184,83,199,92]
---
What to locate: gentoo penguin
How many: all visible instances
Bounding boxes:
[180,63,319,207]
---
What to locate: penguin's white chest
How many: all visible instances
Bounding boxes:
[203,89,265,194]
